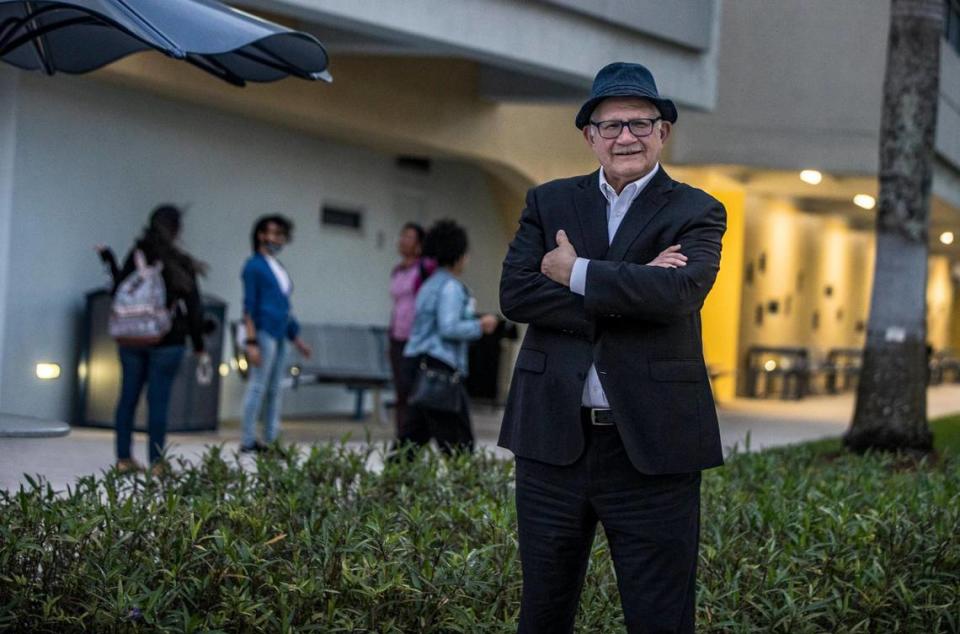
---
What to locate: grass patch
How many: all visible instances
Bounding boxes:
[931,414,960,454]
[1,438,958,632]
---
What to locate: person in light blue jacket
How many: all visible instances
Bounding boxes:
[240,214,312,453]
[401,220,498,455]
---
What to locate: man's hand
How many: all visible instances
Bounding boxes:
[294,337,313,359]
[647,244,687,269]
[540,230,578,287]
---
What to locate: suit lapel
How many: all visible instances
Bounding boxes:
[606,167,675,262]
[573,171,610,260]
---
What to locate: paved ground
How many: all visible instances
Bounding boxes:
[4,385,960,492]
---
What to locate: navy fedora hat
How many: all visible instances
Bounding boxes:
[575,62,678,129]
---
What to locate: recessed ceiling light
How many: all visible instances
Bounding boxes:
[799,170,823,185]
[940,231,954,245]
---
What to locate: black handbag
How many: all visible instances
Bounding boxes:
[409,360,462,413]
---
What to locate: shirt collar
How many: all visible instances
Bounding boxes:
[598,163,660,205]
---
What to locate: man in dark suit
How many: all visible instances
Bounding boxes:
[499,62,726,633]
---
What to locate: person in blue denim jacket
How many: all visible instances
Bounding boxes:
[400,220,498,455]
[239,214,312,453]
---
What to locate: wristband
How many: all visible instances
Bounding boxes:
[245,338,259,346]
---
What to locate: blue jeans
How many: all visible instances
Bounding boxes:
[241,332,288,447]
[115,345,185,464]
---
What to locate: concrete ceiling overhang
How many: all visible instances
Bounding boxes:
[234,0,719,110]
[720,166,960,257]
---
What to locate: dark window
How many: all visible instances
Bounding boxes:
[947,0,960,55]
[321,205,363,230]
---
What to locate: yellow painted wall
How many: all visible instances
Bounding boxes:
[927,256,954,350]
[670,167,746,401]
[735,197,875,394]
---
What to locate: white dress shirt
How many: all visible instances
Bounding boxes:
[569,163,660,407]
[264,254,292,296]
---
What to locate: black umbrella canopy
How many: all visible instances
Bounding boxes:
[0,0,331,86]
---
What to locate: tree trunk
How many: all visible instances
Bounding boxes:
[845,0,943,454]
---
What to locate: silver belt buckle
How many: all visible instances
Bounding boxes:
[590,408,615,426]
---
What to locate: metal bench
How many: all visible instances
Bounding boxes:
[745,346,811,399]
[822,347,863,394]
[231,322,391,422]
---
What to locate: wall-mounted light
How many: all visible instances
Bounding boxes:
[799,170,822,185]
[219,363,230,377]
[940,231,955,246]
[853,194,876,210]
[764,360,777,372]
[36,363,61,380]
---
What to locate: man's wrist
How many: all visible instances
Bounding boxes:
[570,258,589,296]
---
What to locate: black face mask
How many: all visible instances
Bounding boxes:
[264,241,283,255]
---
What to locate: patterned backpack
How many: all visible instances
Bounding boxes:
[108,250,172,346]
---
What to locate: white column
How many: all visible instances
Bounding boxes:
[0,67,20,408]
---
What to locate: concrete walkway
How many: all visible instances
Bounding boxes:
[4,385,960,492]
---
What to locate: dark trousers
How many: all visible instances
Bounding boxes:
[389,338,412,438]
[115,344,185,464]
[515,414,701,634]
[397,354,474,455]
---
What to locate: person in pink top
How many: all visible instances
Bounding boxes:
[388,223,434,442]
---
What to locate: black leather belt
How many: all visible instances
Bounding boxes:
[582,407,616,426]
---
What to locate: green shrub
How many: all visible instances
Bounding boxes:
[1,439,958,633]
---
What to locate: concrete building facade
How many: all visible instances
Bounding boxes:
[1,0,958,422]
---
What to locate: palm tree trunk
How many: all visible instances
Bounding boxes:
[845,0,943,453]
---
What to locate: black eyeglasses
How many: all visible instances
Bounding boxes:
[589,117,662,139]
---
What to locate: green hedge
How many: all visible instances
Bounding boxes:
[1,437,959,633]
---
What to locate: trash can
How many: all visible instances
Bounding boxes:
[75,289,227,431]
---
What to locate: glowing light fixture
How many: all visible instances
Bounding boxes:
[219,363,230,377]
[291,366,301,377]
[799,170,822,185]
[941,231,955,246]
[36,363,61,380]
[763,360,777,372]
[853,194,876,210]
[238,357,248,372]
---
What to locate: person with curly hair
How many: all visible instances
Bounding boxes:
[399,219,497,455]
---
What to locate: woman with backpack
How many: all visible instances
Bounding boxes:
[398,219,498,456]
[99,204,208,474]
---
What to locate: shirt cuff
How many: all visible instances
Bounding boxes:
[570,258,589,296]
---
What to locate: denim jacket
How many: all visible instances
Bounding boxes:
[403,269,482,374]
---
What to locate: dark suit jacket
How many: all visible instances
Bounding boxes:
[498,167,726,475]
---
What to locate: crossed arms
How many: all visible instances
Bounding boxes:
[499,188,726,330]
